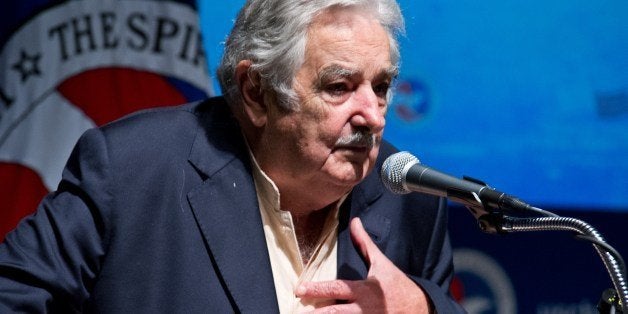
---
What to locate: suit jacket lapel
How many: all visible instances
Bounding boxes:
[337,170,390,280]
[186,102,279,312]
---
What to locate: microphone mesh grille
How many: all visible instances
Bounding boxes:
[380,151,419,194]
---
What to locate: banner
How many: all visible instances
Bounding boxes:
[0,0,212,241]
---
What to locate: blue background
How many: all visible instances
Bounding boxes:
[199,1,628,312]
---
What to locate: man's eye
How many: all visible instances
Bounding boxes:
[373,82,390,98]
[325,83,348,96]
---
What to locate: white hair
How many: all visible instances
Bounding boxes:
[216,0,405,111]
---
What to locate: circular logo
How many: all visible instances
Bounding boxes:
[391,78,430,122]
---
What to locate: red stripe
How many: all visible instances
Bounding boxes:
[57,67,187,126]
[0,162,49,242]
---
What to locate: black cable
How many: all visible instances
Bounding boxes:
[521,207,625,274]
[575,234,627,276]
[529,206,560,217]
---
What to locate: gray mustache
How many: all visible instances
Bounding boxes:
[335,131,375,148]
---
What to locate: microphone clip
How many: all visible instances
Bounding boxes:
[446,177,508,234]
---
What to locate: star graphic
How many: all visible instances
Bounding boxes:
[12,49,42,83]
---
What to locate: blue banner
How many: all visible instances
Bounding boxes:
[198,2,628,311]
[199,2,628,312]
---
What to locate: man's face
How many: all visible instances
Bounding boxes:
[258,8,394,200]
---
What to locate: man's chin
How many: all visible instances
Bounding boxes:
[331,163,372,186]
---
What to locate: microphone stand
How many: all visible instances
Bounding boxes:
[449,183,627,313]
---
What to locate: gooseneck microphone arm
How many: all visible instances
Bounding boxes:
[381,151,627,311]
[501,215,628,311]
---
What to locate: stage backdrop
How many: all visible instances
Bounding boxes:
[201,1,628,313]
[0,0,212,241]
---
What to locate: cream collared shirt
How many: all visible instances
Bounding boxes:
[249,154,344,313]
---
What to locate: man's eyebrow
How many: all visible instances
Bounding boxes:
[315,64,399,87]
[317,65,359,82]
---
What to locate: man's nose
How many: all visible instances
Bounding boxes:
[350,84,386,133]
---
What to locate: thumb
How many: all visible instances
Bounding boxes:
[350,217,384,266]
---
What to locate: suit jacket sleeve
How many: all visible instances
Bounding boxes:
[0,127,110,313]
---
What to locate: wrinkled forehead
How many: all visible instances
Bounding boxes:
[300,7,394,78]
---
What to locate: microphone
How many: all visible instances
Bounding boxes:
[380,151,532,213]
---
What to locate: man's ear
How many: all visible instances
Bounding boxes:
[235,60,267,127]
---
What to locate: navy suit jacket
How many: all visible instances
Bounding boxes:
[0,97,463,313]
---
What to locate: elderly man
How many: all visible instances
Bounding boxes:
[0,0,464,312]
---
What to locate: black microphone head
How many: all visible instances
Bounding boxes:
[381,151,420,194]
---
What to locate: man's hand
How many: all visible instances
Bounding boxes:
[295,217,432,313]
